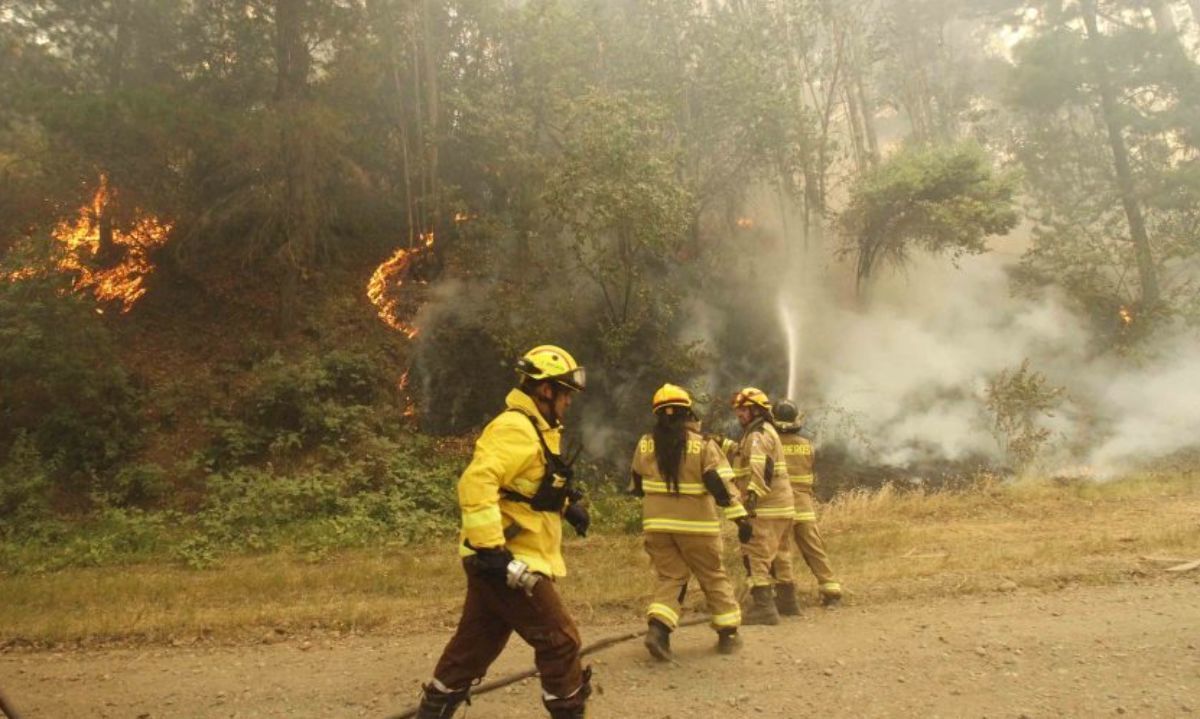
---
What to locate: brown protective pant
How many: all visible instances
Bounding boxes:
[742,516,793,588]
[644,532,741,631]
[773,491,841,596]
[432,564,584,699]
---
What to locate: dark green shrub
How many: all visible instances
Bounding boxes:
[0,272,143,477]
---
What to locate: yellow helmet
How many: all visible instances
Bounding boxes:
[652,383,693,414]
[732,387,771,411]
[515,344,586,392]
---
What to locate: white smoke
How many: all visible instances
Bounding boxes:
[777,250,1200,474]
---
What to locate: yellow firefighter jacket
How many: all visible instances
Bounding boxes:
[732,418,793,519]
[456,388,570,578]
[629,423,747,534]
[778,431,815,493]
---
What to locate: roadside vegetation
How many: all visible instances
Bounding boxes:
[3,472,1196,648]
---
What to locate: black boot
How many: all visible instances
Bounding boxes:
[415,683,470,719]
[774,582,801,616]
[544,667,592,718]
[643,618,672,661]
[716,628,742,655]
[742,585,780,626]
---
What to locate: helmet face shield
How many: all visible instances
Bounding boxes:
[516,345,585,392]
[554,366,586,392]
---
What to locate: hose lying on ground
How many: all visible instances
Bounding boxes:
[0,689,24,719]
[385,616,711,719]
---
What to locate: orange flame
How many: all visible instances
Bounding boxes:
[367,232,435,338]
[736,217,754,229]
[48,176,170,311]
[1118,306,1133,326]
[5,177,171,310]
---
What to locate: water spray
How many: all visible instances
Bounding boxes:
[778,294,800,401]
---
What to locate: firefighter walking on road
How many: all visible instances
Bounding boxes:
[730,387,794,625]
[772,399,843,608]
[630,384,753,660]
[414,345,593,719]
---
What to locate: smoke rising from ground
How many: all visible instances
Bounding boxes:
[777,250,1200,475]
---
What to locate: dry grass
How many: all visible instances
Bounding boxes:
[2,474,1198,647]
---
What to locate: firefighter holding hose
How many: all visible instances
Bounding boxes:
[629,384,752,660]
[771,399,843,608]
[414,345,593,719]
[730,387,794,625]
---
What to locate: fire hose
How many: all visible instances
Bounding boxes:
[384,615,710,719]
[0,689,24,719]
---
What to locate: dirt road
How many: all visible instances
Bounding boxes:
[3,579,1198,718]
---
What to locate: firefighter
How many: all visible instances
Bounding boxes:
[772,399,843,608]
[630,384,753,660]
[730,387,794,626]
[415,345,593,719]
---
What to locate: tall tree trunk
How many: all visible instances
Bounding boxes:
[1081,0,1160,308]
[97,0,131,265]
[371,0,417,248]
[274,0,317,328]
[843,86,868,174]
[419,0,441,247]
[856,75,880,166]
[1190,0,1200,26]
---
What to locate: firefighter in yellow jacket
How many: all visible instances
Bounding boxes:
[730,387,794,625]
[415,345,592,719]
[629,384,753,660]
[771,399,843,608]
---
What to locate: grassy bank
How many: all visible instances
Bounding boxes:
[2,473,1197,647]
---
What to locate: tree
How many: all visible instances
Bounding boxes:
[838,142,1020,290]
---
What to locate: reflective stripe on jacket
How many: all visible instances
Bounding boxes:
[734,418,793,517]
[630,424,747,536]
[779,431,816,493]
[457,389,567,577]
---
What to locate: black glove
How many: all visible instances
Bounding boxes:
[735,517,754,544]
[743,491,758,517]
[564,502,590,537]
[464,542,513,580]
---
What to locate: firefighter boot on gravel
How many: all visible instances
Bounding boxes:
[774,582,801,616]
[543,667,592,718]
[644,618,672,661]
[742,585,780,626]
[716,628,742,655]
[415,683,470,719]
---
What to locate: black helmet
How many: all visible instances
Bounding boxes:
[773,399,800,423]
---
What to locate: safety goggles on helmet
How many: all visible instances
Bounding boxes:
[515,344,586,392]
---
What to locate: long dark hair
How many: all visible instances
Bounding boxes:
[652,408,689,493]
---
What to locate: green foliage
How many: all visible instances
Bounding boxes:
[838,142,1020,288]
[0,434,463,573]
[0,267,143,478]
[205,350,391,468]
[985,360,1066,471]
[1005,4,1200,322]
[0,434,54,535]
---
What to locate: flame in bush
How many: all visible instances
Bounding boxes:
[22,176,171,312]
[367,232,434,338]
[1118,306,1134,327]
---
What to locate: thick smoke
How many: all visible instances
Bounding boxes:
[778,250,1200,475]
